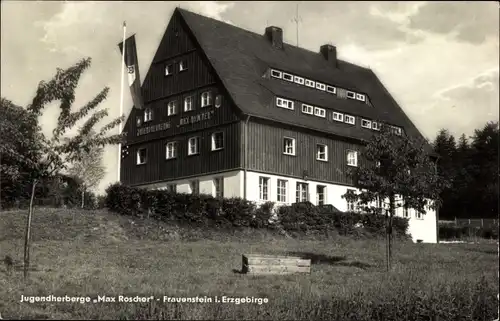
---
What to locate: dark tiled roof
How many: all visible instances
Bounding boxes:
[176,8,433,152]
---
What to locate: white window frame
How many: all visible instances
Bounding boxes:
[395,127,402,136]
[346,91,356,99]
[415,211,423,220]
[270,69,282,79]
[316,185,326,206]
[316,144,328,161]
[346,189,356,211]
[296,182,309,203]
[332,112,344,122]
[190,180,199,195]
[283,137,296,156]
[201,91,213,107]
[347,150,358,167]
[211,131,224,151]
[276,97,294,110]
[316,82,326,91]
[372,121,381,131]
[301,104,313,115]
[314,107,326,118]
[344,114,355,125]
[179,60,187,72]
[259,176,269,201]
[305,79,315,88]
[136,148,147,165]
[277,179,288,203]
[361,119,372,129]
[356,93,365,101]
[188,137,200,155]
[167,101,177,116]
[215,94,222,108]
[144,108,153,122]
[326,85,337,94]
[282,72,294,82]
[294,76,305,85]
[184,96,193,112]
[165,142,177,160]
[403,206,409,218]
[165,64,173,76]
[214,177,224,198]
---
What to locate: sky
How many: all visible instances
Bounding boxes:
[1,1,499,194]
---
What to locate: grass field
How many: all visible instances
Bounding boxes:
[0,208,498,320]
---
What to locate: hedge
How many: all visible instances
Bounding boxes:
[439,224,498,240]
[105,183,410,237]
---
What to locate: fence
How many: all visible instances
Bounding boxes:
[439,218,499,228]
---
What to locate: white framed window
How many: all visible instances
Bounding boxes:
[403,206,409,218]
[301,104,313,115]
[179,60,187,72]
[165,64,173,76]
[214,177,224,198]
[361,119,372,129]
[167,184,176,193]
[211,131,224,151]
[165,142,177,159]
[283,73,294,82]
[305,79,315,88]
[215,94,222,107]
[270,69,282,79]
[316,185,326,206]
[356,93,365,101]
[316,144,328,161]
[333,112,344,122]
[144,108,153,122]
[344,114,355,125]
[394,127,402,136]
[136,148,147,165]
[276,97,294,110]
[190,180,199,195]
[326,85,336,94]
[259,177,269,201]
[316,82,326,91]
[283,137,296,155]
[188,137,200,155]
[346,91,356,99]
[415,211,423,219]
[167,101,177,116]
[296,182,309,203]
[294,76,305,85]
[277,179,287,203]
[314,107,326,118]
[201,91,213,107]
[184,96,193,112]
[346,188,356,211]
[347,150,358,167]
[372,121,381,131]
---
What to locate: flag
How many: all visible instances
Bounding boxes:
[118,34,144,110]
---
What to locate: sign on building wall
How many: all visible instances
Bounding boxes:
[179,110,215,126]
[136,109,216,136]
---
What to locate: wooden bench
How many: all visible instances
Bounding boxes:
[241,254,311,275]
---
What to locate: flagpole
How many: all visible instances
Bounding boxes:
[118,21,126,183]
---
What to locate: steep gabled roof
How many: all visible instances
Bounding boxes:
[175,8,432,151]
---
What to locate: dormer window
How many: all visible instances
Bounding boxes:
[372,122,381,131]
[346,91,356,99]
[270,69,282,79]
[144,108,153,122]
[294,76,305,85]
[201,91,213,107]
[179,60,187,72]
[165,64,173,76]
[314,107,326,118]
[332,112,343,122]
[344,114,355,125]
[305,79,315,88]
[301,104,313,115]
[361,119,372,129]
[326,86,336,94]
[276,97,294,110]
[316,83,326,91]
[356,93,365,102]
[283,73,294,82]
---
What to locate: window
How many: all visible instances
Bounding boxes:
[214,177,224,198]
[277,179,287,203]
[188,137,200,155]
[344,114,355,125]
[179,60,187,72]
[356,93,365,101]
[184,96,193,112]
[211,132,224,151]
[361,119,372,129]
[259,177,269,201]
[136,116,142,127]
[165,64,173,76]
[333,112,344,122]
[316,185,326,206]
[296,182,309,203]
[165,142,177,159]
[215,94,222,107]
[316,82,326,91]
[316,144,328,161]
[167,184,176,193]
[270,69,282,79]
[294,76,305,85]
[283,73,294,82]
[403,206,409,218]
[395,127,402,136]
[372,121,381,131]
[136,148,147,165]
[346,189,356,211]
[314,107,326,118]
[190,180,199,195]
[301,104,313,115]
[326,85,336,94]
[347,150,358,167]
[283,137,296,155]
[144,108,153,122]
[305,79,315,88]
[201,91,213,107]
[276,97,294,110]
[346,91,356,99]
[167,101,177,116]
[376,196,383,210]
[415,211,423,219]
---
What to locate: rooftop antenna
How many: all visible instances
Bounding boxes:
[291,2,302,47]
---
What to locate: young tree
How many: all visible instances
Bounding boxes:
[4,58,124,279]
[343,125,448,272]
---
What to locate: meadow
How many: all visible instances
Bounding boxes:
[0,208,498,320]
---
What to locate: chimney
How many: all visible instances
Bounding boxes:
[320,44,337,67]
[265,26,283,49]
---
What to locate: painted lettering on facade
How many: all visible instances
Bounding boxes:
[137,122,171,136]
[179,110,215,126]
